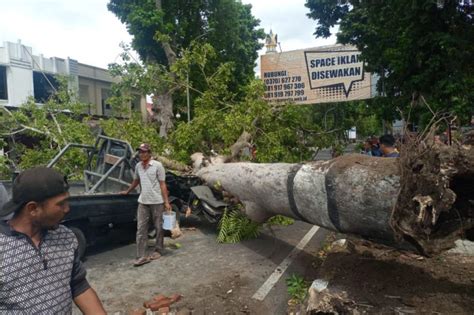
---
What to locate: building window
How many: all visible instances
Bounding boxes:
[33,71,59,103]
[101,88,112,116]
[0,66,7,100]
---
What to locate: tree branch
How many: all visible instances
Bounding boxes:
[1,106,61,145]
[155,0,177,66]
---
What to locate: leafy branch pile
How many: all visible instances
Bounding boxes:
[0,79,94,178]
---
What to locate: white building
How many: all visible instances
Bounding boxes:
[0,40,146,117]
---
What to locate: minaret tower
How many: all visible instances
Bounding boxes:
[265,29,278,54]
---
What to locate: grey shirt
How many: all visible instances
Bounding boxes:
[133,160,166,204]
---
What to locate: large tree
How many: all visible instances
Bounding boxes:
[107,0,264,137]
[197,142,474,256]
[305,0,474,125]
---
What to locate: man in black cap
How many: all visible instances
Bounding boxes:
[121,143,171,266]
[0,167,105,314]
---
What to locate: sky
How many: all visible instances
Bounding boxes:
[0,0,337,70]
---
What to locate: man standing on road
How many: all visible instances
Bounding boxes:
[0,167,106,314]
[121,143,171,267]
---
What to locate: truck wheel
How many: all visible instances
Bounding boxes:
[70,227,87,260]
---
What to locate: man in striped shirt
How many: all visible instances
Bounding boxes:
[0,167,105,314]
[121,143,171,266]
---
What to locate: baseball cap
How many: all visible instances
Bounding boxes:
[0,167,69,217]
[136,143,151,152]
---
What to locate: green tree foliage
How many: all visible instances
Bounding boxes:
[169,73,317,163]
[0,78,95,178]
[168,43,382,163]
[108,43,176,99]
[107,0,265,95]
[100,112,165,154]
[267,215,295,226]
[0,78,164,179]
[217,206,261,243]
[305,0,474,124]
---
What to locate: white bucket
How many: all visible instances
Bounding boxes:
[163,211,176,230]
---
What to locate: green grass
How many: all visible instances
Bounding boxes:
[266,215,295,226]
[286,274,310,304]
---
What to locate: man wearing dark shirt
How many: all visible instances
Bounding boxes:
[379,134,400,157]
[0,167,105,314]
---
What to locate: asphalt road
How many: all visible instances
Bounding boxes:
[77,219,329,314]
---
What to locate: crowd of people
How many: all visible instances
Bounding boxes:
[361,134,400,158]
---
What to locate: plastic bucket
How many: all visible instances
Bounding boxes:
[163,211,176,230]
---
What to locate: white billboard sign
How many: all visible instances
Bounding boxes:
[261,45,374,105]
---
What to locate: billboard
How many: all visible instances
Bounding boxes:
[260,45,374,105]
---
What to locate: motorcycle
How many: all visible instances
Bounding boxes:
[165,172,228,224]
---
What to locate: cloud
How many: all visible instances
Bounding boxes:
[0,0,132,69]
[0,0,336,72]
[244,0,336,50]
[243,0,337,73]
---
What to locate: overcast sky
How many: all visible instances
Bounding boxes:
[0,0,336,70]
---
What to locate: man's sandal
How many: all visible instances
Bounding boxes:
[133,257,151,267]
[148,252,161,260]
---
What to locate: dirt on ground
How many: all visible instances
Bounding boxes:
[133,235,474,315]
[165,273,265,314]
[300,237,474,314]
[79,223,473,314]
[126,272,265,314]
[80,221,328,315]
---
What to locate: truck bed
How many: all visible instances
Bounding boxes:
[1,180,139,228]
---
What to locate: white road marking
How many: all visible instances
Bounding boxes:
[252,225,320,301]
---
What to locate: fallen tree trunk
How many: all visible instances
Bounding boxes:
[197,144,474,256]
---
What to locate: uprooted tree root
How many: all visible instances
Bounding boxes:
[391,130,474,256]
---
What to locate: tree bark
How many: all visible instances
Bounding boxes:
[154,92,174,138]
[155,0,177,66]
[197,144,474,255]
[153,0,176,138]
[155,155,191,173]
[228,131,252,162]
